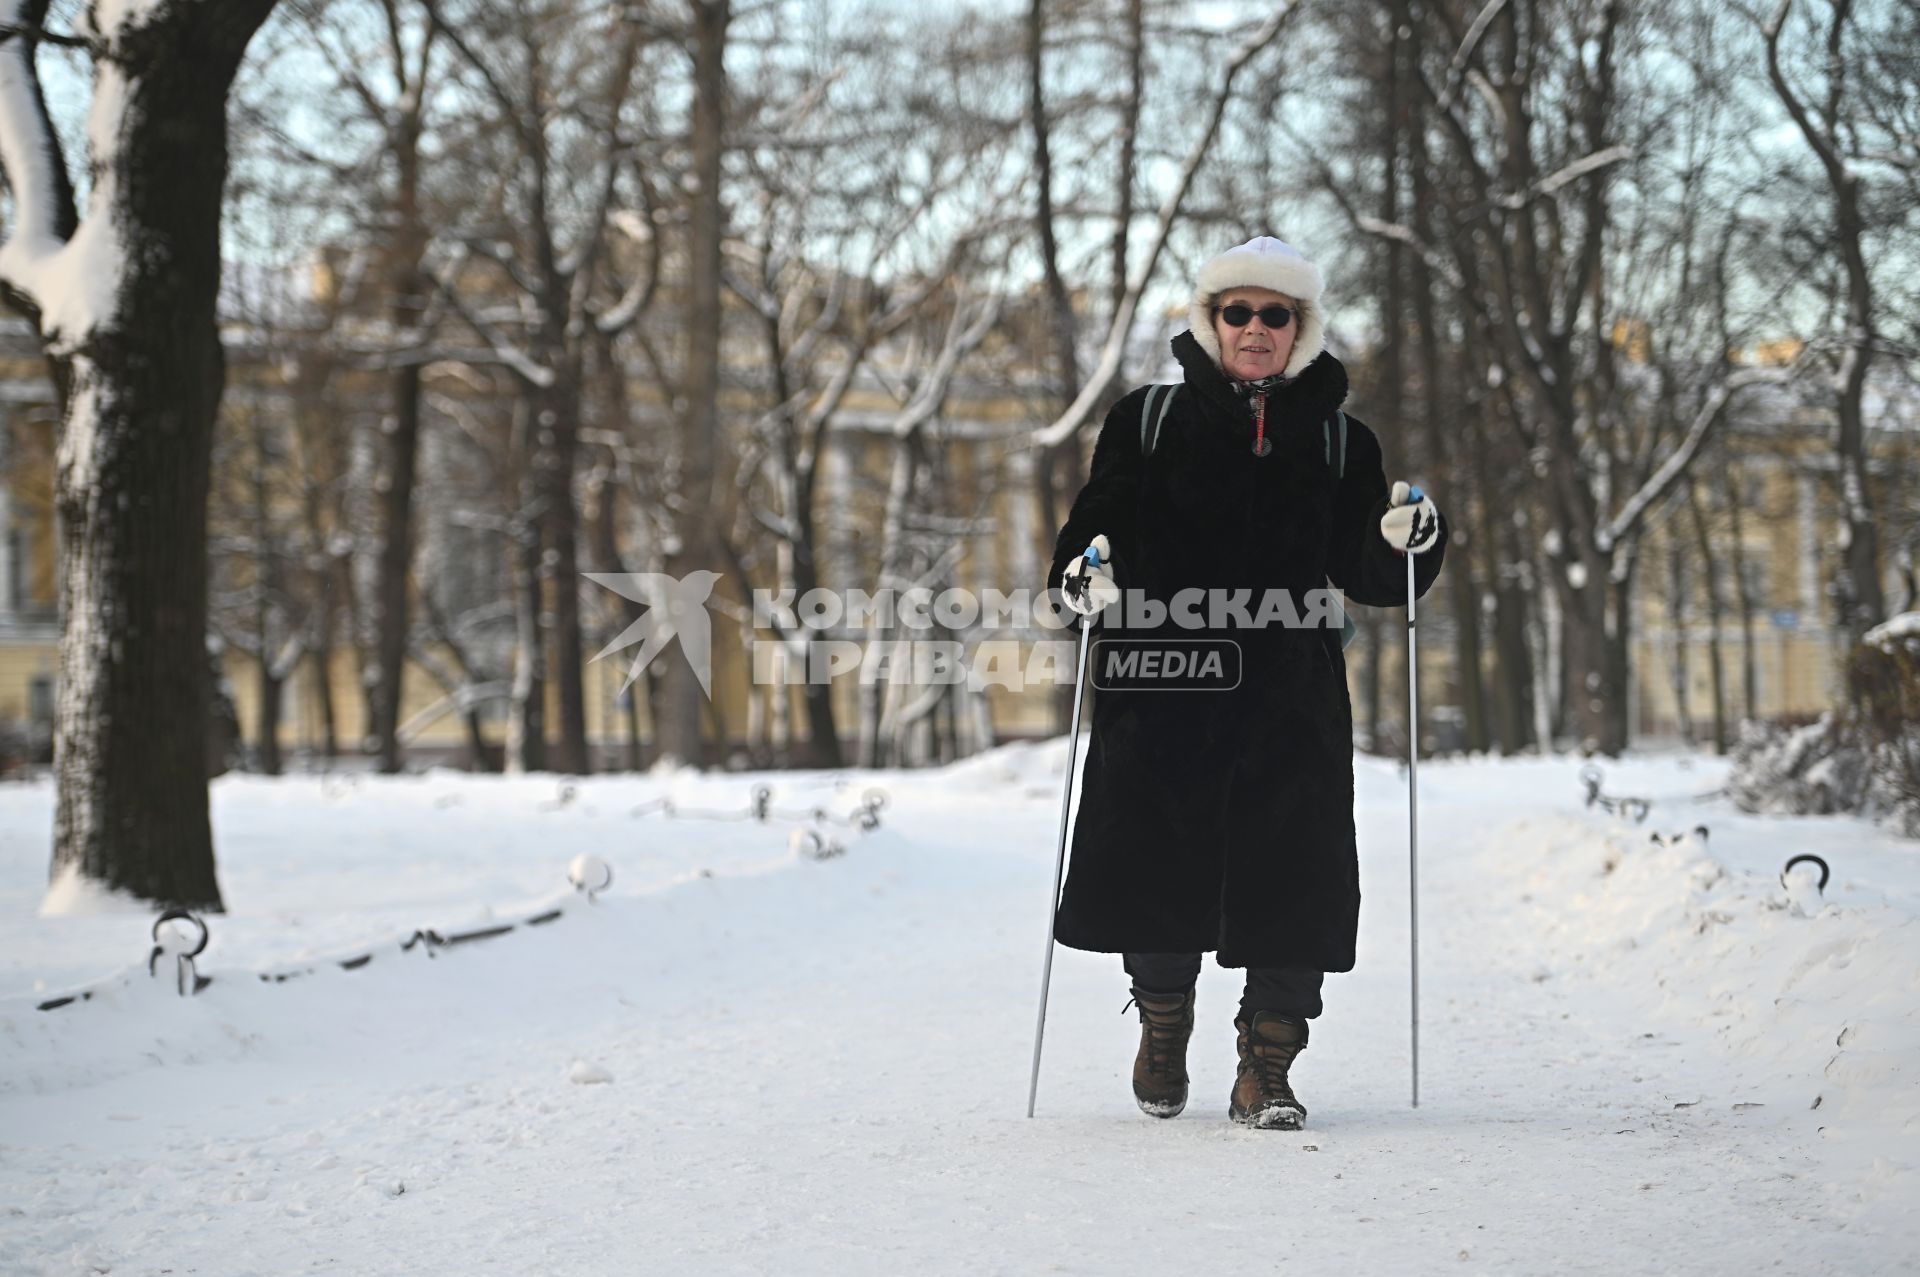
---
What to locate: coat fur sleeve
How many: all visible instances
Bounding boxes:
[1045,388,1150,595]
[1325,414,1447,608]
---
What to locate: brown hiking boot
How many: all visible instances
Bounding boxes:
[1126,986,1195,1118]
[1229,1012,1308,1129]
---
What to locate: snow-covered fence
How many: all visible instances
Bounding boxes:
[1579,765,1652,823]
[627,783,888,833]
[32,781,893,1013]
[147,911,210,998]
[1780,854,1830,897]
[34,864,611,1012]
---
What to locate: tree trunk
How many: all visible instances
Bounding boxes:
[508,520,547,772]
[36,0,279,909]
[507,397,547,772]
[1665,532,1692,743]
[1491,565,1536,752]
[311,561,340,759]
[1686,481,1729,753]
[751,290,842,769]
[363,0,433,775]
[1724,459,1760,722]
[540,372,591,774]
[624,686,643,772]
[371,358,422,773]
[461,705,491,772]
[1558,575,1628,754]
[660,0,730,768]
[247,400,285,775]
[255,665,283,776]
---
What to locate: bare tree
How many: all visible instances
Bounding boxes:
[350,0,441,773]
[1762,0,1909,642]
[658,0,730,768]
[422,0,651,773]
[1030,5,1296,457]
[0,0,279,907]
[1382,0,1815,753]
[861,291,1006,767]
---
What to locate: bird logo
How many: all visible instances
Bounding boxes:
[1405,507,1438,552]
[584,571,723,698]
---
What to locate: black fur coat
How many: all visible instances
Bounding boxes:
[1045,332,1447,971]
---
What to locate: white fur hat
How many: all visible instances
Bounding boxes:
[1188,236,1326,380]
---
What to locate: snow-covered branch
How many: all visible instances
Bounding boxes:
[1597,360,1802,552]
[1030,3,1296,451]
[0,0,79,319]
[1762,0,1848,183]
[0,19,98,52]
[1494,145,1634,209]
[890,294,1003,440]
[1356,217,1465,290]
[1436,0,1509,111]
[422,263,554,388]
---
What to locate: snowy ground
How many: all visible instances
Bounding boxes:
[1,745,1915,1275]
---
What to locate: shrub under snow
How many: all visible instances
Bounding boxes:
[1729,612,1920,837]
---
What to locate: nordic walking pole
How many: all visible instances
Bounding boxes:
[1028,583,1098,1118]
[1405,488,1423,1110]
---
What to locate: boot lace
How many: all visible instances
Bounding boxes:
[1124,994,1190,1078]
[1245,1032,1303,1106]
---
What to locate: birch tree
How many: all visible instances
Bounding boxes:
[1761,0,1917,642]
[0,0,278,908]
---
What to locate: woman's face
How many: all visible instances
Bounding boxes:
[1212,286,1298,382]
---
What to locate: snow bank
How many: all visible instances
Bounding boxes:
[1483,810,1919,1180]
[37,860,152,918]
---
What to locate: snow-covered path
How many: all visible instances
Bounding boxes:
[2,748,1914,1274]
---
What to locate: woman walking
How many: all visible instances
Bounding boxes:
[1052,236,1447,1128]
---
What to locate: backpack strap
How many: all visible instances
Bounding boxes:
[1140,383,1178,455]
[1324,410,1357,651]
[1323,410,1348,479]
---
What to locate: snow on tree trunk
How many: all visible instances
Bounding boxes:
[0,0,278,910]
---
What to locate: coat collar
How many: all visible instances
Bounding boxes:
[1171,330,1350,440]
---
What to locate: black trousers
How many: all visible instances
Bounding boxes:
[1125,952,1324,1021]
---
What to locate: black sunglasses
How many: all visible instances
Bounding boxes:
[1214,303,1294,329]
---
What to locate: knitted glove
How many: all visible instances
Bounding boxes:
[1061,535,1120,616]
[1380,482,1441,554]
